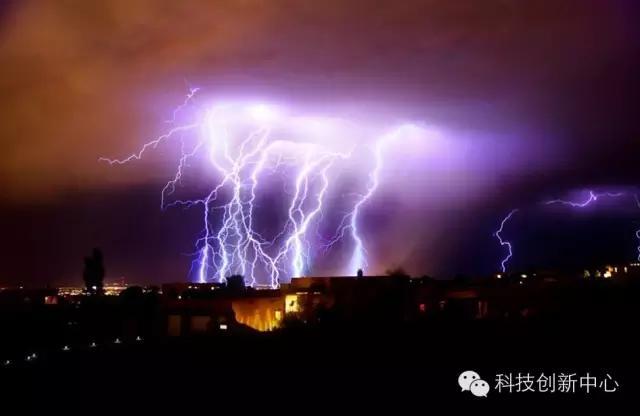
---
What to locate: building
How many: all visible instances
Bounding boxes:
[161,283,284,335]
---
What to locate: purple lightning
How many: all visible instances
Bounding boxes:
[100,90,429,287]
[494,209,519,273]
[544,190,624,207]
[324,124,421,273]
[166,86,200,124]
[496,189,639,270]
[545,189,640,262]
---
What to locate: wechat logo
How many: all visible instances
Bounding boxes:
[458,370,490,397]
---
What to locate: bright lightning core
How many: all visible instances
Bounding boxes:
[101,92,435,287]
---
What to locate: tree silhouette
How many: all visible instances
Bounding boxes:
[83,248,105,294]
[385,266,409,278]
[225,274,246,294]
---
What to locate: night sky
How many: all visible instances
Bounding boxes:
[1,0,640,286]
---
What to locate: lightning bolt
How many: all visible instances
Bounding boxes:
[166,86,200,124]
[100,90,407,287]
[324,124,418,275]
[496,189,640,273]
[272,150,351,283]
[545,189,640,263]
[494,208,519,273]
[545,190,624,207]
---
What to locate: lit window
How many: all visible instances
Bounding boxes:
[285,294,300,313]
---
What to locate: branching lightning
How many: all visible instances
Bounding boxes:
[494,209,519,273]
[544,190,624,207]
[495,189,640,272]
[324,125,417,273]
[100,90,422,287]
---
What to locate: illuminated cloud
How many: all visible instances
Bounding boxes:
[0,1,638,284]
